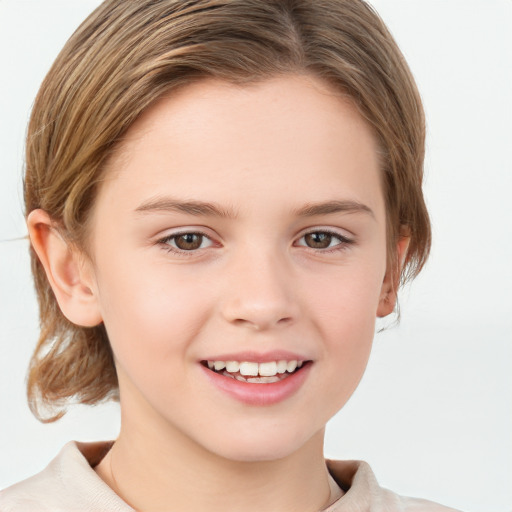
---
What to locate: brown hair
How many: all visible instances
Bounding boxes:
[25,0,430,421]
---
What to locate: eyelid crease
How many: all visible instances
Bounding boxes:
[158,228,213,240]
[296,226,355,241]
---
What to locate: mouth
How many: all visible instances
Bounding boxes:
[201,359,310,384]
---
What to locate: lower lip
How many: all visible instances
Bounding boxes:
[200,363,312,406]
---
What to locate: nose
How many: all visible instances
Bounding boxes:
[220,248,299,331]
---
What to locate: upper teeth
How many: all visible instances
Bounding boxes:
[207,360,303,377]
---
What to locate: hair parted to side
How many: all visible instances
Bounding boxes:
[25,0,430,422]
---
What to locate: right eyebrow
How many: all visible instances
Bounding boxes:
[293,200,375,220]
[134,196,238,219]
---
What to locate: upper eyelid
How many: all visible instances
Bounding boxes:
[156,229,216,248]
[160,229,210,237]
[157,227,217,241]
[155,226,354,246]
[293,229,356,253]
[296,227,354,240]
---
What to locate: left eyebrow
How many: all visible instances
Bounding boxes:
[293,200,375,219]
[134,196,238,219]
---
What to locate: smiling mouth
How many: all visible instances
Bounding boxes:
[201,359,310,384]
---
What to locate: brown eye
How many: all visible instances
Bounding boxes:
[303,232,334,249]
[173,233,205,251]
[160,231,215,254]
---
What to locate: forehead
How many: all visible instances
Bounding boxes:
[98,74,384,222]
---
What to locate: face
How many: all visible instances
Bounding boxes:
[85,75,392,461]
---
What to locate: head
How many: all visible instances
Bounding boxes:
[25,0,430,432]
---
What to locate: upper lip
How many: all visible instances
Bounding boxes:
[200,350,311,363]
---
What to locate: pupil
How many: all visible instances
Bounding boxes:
[305,232,331,249]
[176,234,202,250]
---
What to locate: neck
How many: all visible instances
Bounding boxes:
[96,417,337,512]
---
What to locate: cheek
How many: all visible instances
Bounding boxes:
[95,264,216,414]
[317,285,376,369]
[307,262,383,391]
[309,256,385,331]
[94,257,215,369]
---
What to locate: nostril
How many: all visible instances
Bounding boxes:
[230,315,294,331]
[220,285,299,330]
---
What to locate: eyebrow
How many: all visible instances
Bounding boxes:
[294,200,375,219]
[135,197,238,219]
[135,197,374,220]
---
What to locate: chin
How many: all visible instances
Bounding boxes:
[218,446,297,463]
[205,426,318,463]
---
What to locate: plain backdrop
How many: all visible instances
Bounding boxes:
[0,2,510,511]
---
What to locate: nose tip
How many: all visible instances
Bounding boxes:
[220,257,299,331]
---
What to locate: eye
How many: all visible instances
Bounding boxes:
[295,230,352,250]
[160,232,214,252]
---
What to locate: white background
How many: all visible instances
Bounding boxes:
[0,2,510,511]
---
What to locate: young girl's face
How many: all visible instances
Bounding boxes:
[83,75,392,462]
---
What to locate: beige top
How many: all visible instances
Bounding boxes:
[0,441,461,511]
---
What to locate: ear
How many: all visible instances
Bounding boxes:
[377,232,410,318]
[27,209,103,327]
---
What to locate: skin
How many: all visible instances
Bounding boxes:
[28,74,407,512]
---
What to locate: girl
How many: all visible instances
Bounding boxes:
[1,1,508,511]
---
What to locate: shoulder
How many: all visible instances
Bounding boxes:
[325,459,463,512]
[0,441,132,512]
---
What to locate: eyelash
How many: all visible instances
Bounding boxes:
[295,229,355,253]
[157,229,354,256]
[158,230,214,256]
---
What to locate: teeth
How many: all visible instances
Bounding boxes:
[276,360,288,374]
[247,376,280,383]
[287,360,298,373]
[259,361,277,376]
[207,359,305,378]
[225,361,240,372]
[223,372,282,384]
[239,361,259,376]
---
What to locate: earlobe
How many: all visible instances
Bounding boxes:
[377,233,410,318]
[27,209,103,327]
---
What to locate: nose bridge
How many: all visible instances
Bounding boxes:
[220,241,298,330]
